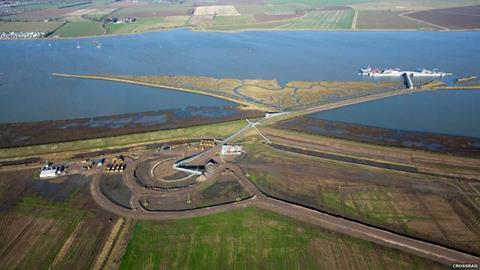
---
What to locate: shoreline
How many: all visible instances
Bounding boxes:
[1,26,480,41]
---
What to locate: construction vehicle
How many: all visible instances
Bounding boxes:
[112,155,124,164]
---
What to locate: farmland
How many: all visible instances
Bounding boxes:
[212,15,256,26]
[239,141,480,255]
[1,0,479,36]
[120,207,442,269]
[405,5,480,30]
[356,10,436,29]
[106,17,188,34]
[51,21,104,37]
[0,21,64,32]
[276,10,354,29]
[0,169,116,269]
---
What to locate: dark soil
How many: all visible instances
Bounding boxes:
[99,174,132,209]
[406,5,480,29]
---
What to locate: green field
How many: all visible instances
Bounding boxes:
[236,4,307,15]
[0,21,64,32]
[277,10,354,29]
[106,17,188,34]
[120,207,442,269]
[52,21,104,37]
[212,15,256,26]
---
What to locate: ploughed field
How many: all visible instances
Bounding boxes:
[405,5,480,30]
[356,10,436,29]
[120,207,443,270]
[238,142,480,255]
[0,169,118,269]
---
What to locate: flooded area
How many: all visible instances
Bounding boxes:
[1,30,479,124]
[309,90,480,138]
[279,90,480,156]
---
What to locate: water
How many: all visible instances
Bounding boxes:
[1,29,479,123]
[309,90,480,138]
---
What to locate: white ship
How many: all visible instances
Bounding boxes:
[359,67,452,77]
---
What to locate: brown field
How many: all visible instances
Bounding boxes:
[405,5,480,29]
[357,10,437,29]
[0,170,117,269]
[239,141,480,255]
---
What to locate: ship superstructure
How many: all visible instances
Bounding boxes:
[359,67,452,77]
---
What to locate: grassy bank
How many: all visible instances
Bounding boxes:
[0,120,246,160]
[119,207,442,269]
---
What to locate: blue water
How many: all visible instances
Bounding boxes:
[309,90,480,138]
[1,29,480,123]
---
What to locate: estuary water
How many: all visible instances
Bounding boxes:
[309,90,480,138]
[0,29,479,123]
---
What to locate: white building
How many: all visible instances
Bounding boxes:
[39,168,58,179]
[221,145,243,155]
[39,165,64,179]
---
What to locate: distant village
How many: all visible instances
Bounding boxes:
[0,31,47,39]
[105,17,136,24]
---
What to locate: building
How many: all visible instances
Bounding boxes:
[220,145,243,155]
[39,168,57,179]
[39,165,64,179]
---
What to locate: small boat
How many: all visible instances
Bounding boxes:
[76,42,81,49]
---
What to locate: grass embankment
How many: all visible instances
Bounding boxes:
[0,120,246,160]
[120,207,442,269]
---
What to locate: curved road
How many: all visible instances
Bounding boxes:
[91,161,480,266]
